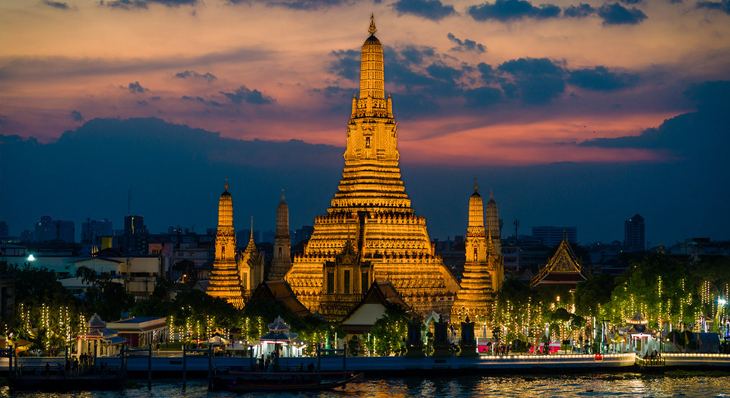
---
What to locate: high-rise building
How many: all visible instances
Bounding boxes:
[532,226,577,248]
[624,214,645,252]
[284,17,460,320]
[82,218,114,245]
[33,216,74,243]
[124,215,147,235]
[206,180,244,308]
[0,221,9,239]
[269,193,293,280]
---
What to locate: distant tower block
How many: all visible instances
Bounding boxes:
[284,16,460,319]
[269,191,293,280]
[451,181,494,324]
[206,179,244,309]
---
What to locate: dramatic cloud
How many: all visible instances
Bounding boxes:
[329,49,360,81]
[122,81,149,94]
[101,0,197,9]
[468,0,561,22]
[399,45,436,65]
[391,0,457,21]
[70,110,83,121]
[619,0,642,4]
[563,3,595,17]
[567,66,639,91]
[447,33,486,53]
[182,95,223,107]
[42,0,71,10]
[1,48,270,82]
[696,0,730,15]
[174,70,217,82]
[463,86,502,107]
[219,85,273,105]
[598,3,647,25]
[228,0,349,10]
[498,58,565,104]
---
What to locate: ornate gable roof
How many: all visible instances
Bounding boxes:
[531,236,588,288]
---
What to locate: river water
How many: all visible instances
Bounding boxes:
[2,372,729,397]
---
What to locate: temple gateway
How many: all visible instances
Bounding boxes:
[283,17,462,321]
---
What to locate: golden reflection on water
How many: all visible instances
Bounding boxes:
[2,374,730,397]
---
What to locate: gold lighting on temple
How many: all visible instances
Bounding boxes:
[284,16,460,321]
[206,179,245,308]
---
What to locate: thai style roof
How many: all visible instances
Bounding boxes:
[531,234,588,288]
[268,315,290,332]
[250,280,312,318]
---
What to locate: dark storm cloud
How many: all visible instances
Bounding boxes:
[447,33,486,53]
[100,0,197,9]
[619,0,642,4]
[696,0,730,15]
[138,100,149,106]
[567,66,639,91]
[391,0,457,21]
[563,3,595,17]
[497,58,565,104]
[329,49,360,81]
[220,85,274,105]
[468,0,561,22]
[426,62,464,81]
[463,87,502,107]
[399,45,436,65]
[2,48,270,81]
[182,95,223,107]
[309,86,354,99]
[122,81,149,94]
[580,80,730,152]
[684,80,730,112]
[174,70,217,82]
[227,0,349,10]
[70,110,83,121]
[42,0,71,10]
[597,3,647,25]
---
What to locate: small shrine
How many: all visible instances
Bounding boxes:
[252,315,304,358]
[75,314,127,358]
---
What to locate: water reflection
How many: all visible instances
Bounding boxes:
[1,373,730,397]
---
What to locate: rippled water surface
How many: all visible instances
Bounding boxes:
[3,373,730,397]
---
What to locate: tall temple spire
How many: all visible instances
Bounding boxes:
[206,181,244,308]
[452,183,493,323]
[285,19,460,320]
[368,13,377,35]
[224,178,229,191]
[359,15,385,102]
[269,191,293,280]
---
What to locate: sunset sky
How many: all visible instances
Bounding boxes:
[1,0,729,244]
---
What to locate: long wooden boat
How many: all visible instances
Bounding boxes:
[227,372,363,393]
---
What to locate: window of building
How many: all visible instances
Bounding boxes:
[242,272,248,290]
[344,270,350,294]
[361,272,369,292]
[327,272,335,294]
[365,137,371,148]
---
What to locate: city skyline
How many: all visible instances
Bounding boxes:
[1,1,729,245]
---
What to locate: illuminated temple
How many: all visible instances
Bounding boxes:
[284,17,460,321]
[206,180,245,309]
[451,182,504,324]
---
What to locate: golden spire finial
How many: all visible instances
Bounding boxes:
[473,178,478,192]
[281,189,285,201]
[249,216,255,243]
[368,13,377,35]
[490,188,493,200]
[224,178,229,191]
